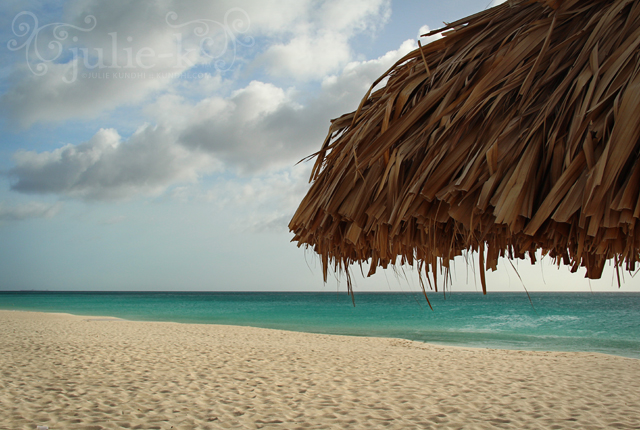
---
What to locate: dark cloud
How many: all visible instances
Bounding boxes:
[1,0,390,128]
[180,43,416,173]
[6,40,415,201]
[9,126,214,200]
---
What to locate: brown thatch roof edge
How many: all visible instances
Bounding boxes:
[290,0,640,297]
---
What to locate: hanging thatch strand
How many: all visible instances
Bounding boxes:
[289,0,640,297]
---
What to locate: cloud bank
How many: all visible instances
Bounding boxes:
[8,39,417,200]
[1,0,391,128]
[9,127,215,200]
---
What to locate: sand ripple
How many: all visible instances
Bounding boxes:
[1,310,638,429]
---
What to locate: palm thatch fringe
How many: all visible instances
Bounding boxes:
[289,0,640,296]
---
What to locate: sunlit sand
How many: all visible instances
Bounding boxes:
[2,310,639,429]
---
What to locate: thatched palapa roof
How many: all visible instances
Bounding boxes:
[289,0,640,299]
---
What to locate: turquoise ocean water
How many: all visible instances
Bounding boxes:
[1,291,638,359]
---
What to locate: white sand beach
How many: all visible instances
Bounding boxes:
[1,310,638,429]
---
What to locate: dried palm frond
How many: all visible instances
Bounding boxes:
[289,0,640,297]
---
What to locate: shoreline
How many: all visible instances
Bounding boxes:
[1,307,637,360]
[2,310,640,429]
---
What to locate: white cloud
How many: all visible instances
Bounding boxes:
[180,40,417,173]
[1,0,392,127]
[418,25,443,45]
[316,0,390,33]
[257,0,391,80]
[9,126,217,200]
[2,62,170,128]
[1,0,255,127]
[0,201,62,221]
[259,32,352,80]
[178,80,306,172]
[202,163,312,233]
[321,39,417,96]
[7,38,416,201]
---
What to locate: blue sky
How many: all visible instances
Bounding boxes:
[0,0,637,293]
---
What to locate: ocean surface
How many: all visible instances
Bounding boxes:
[1,291,639,359]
